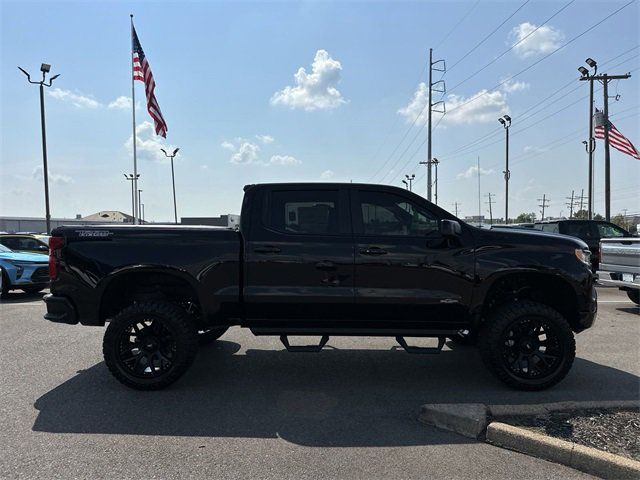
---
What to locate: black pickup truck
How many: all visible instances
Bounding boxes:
[44,183,597,391]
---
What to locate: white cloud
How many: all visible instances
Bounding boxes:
[320,169,334,179]
[399,84,509,126]
[269,155,301,166]
[221,141,236,151]
[510,22,564,58]
[125,121,177,163]
[231,142,260,164]
[456,165,495,180]
[271,49,346,111]
[108,96,132,109]
[32,165,73,185]
[501,78,529,93]
[256,134,274,144]
[523,145,546,154]
[48,88,101,109]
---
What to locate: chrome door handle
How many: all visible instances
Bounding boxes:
[360,247,388,255]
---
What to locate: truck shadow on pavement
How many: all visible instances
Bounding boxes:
[33,339,639,447]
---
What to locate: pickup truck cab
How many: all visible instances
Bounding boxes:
[44,183,597,391]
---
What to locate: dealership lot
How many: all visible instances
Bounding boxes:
[0,287,637,479]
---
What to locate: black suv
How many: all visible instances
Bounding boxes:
[533,220,632,271]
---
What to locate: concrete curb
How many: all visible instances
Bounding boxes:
[486,422,640,480]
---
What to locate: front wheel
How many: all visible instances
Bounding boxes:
[626,289,640,305]
[479,301,575,391]
[103,301,198,390]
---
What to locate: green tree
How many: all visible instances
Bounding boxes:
[573,209,588,219]
[515,212,536,223]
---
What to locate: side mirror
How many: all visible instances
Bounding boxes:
[440,219,461,237]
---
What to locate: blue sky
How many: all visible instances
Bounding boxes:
[1,0,638,222]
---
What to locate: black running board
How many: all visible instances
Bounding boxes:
[395,336,446,354]
[280,335,330,352]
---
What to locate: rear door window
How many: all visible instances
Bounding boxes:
[269,190,342,235]
[561,222,595,241]
[541,223,559,233]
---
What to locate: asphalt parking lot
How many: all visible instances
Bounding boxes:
[1,287,637,479]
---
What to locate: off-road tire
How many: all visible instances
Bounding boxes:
[197,327,228,345]
[479,300,575,391]
[103,301,198,390]
[626,289,640,305]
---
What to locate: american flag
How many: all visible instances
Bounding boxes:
[595,116,639,160]
[132,25,168,138]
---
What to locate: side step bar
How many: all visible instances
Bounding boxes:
[278,335,447,354]
[395,336,446,354]
[280,335,329,353]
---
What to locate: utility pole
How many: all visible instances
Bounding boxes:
[578,188,586,214]
[137,189,143,224]
[498,115,511,223]
[452,202,461,218]
[566,190,575,219]
[424,48,446,202]
[486,193,495,225]
[579,60,630,221]
[433,158,440,205]
[477,155,481,225]
[538,194,550,221]
[18,64,60,234]
[124,173,140,223]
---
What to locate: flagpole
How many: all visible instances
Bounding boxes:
[130,14,139,225]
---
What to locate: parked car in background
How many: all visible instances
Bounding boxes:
[0,244,49,297]
[490,223,534,230]
[533,220,633,271]
[0,234,50,254]
[597,237,640,305]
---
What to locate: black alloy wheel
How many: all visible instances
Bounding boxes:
[479,300,575,390]
[103,302,198,390]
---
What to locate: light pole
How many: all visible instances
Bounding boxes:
[161,147,180,224]
[124,174,140,223]
[405,174,415,192]
[137,189,143,224]
[18,64,60,234]
[579,58,597,220]
[402,180,409,190]
[432,158,440,205]
[498,115,511,224]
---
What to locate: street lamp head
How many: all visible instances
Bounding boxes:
[49,74,60,82]
[498,117,505,125]
[578,66,589,77]
[503,115,511,122]
[160,148,167,155]
[172,147,180,156]
[585,58,597,68]
[40,63,51,73]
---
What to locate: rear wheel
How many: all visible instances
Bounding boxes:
[626,289,640,305]
[479,301,575,391]
[103,302,198,390]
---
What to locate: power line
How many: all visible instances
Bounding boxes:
[447,0,576,94]
[434,0,481,49]
[444,0,635,117]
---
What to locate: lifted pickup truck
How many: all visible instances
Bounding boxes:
[44,183,597,391]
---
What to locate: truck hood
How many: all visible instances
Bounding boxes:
[477,227,589,250]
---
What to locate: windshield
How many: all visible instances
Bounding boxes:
[0,244,12,253]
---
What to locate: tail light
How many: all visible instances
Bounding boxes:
[48,236,65,280]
